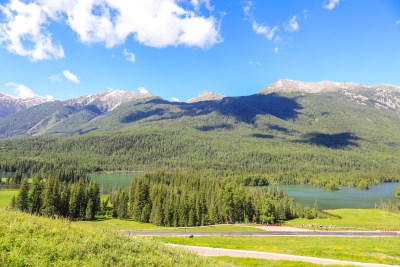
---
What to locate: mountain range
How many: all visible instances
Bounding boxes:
[1,79,400,185]
[1,79,400,140]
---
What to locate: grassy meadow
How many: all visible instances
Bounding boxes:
[0,208,230,267]
[286,209,400,230]
[215,257,351,267]
[0,189,17,208]
[160,236,400,265]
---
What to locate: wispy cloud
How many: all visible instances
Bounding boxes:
[274,47,278,54]
[123,49,135,63]
[138,87,149,94]
[170,97,180,102]
[323,0,340,10]
[285,16,299,32]
[249,60,262,66]
[244,1,279,40]
[49,74,61,83]
[396,20,400,25]
[63,70,79,83]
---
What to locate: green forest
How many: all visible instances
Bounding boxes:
[9,172,321,225]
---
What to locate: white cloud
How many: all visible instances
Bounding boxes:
[244,1,279,40]
[323,0,340,10]
[0,0,64,61]
[170,97,180,102]
[6,82,54,99]
[252,21,278,40]
[64,0,222,49]
[285,16,299,32]
[63,70,79,83]
[49,74,61,83]
[138,87,149,94]
[123,49,135,63]
[0,0,223,61]
[6,82,35,98]
[274,47,278,54]
[396,20,400,25]
[191,0,213,11]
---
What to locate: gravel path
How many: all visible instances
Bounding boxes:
[122,231,399,237]
[169,244,398,267]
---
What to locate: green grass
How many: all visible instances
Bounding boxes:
[287,209,400,230]
[215,257,350,267]
[159,236,400,264]
[0,189,18,208]
[0,209,231,266]
[159,236,400,265]
[78,217,264,232]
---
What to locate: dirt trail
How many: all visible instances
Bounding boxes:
[169,244,397,267]
[255,225,313,232]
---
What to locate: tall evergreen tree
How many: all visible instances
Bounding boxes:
[222,183,235,223]
[69,178,87,220]
[85,198,95,220]
[16,178,30,211]
[29,173,44,214]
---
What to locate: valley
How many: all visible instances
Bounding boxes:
[1,80,400,266]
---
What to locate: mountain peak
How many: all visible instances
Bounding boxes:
[67,90,154,112]
[259,79,363,94]
[186,90,226,103]
[0,93,53,118]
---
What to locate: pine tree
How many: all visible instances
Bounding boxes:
[141,203,151,222]
[29,173,44,214]
[87,180,101,214]
[85,198,94,220]
[188,209,195,226]
[222,183,234,223]
[42,176,56,217]
[117,190,128,219]
[12,170,23,184]
[16,178,30,211]
[10,195,16,209]
[128,179,136,217]
[60,187,70,218]
[69,179,87,220]
[132,178,149,220]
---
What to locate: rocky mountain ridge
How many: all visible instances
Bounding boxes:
[65,90,154,113]
[0,93,53,118]
[260,79,400,112]
[186,90,226,103]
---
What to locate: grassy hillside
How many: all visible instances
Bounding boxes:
[0,209,228,266]
[286,209,400,230]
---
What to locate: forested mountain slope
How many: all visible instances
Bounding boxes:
[1,80,400,186]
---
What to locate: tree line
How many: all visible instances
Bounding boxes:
[108,172,321,226]
[10,174,101,221]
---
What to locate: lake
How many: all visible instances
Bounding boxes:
[89,172,145,192]
[267,182,400,209]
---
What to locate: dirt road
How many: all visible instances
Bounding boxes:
[169,244,398,267]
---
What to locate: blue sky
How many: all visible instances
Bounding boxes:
[0,0,399,101]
